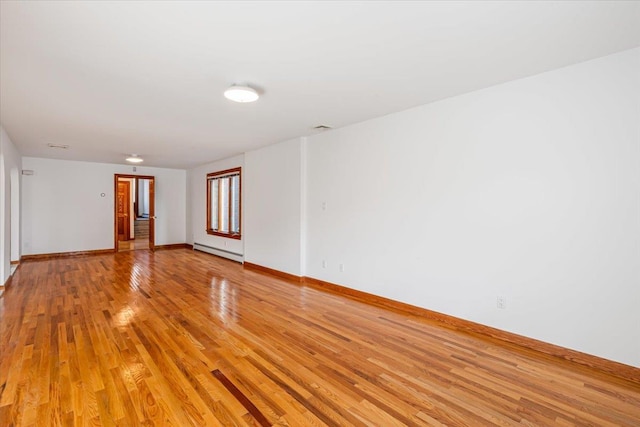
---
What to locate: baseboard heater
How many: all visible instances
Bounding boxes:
[193,243,244,263]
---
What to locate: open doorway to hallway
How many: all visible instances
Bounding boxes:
[114,174,155,252]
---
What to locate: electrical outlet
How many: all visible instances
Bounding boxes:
[339,263,344,272]
[322,260,327,268]
[496,296,506,309]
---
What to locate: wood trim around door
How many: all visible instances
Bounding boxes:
[114,174,156,251]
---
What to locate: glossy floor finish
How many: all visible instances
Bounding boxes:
[1,250,639,426]
[117,238,150,252]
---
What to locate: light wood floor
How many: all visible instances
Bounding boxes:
[1,249,639,426]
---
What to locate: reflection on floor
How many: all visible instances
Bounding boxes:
[117,239,149,252]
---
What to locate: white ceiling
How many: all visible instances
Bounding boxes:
[1,1,639,169]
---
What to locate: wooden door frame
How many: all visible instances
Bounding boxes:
[114,174,156,251]
[134,177,139,219]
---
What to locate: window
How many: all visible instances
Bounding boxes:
[207,167,241,239]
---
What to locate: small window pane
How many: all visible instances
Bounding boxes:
[210,180,218,230]
[219,177,229,233]
[230,175,239,233]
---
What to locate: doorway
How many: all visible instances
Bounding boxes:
[114,174,155,252]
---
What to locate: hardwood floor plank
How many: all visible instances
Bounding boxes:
[211,369,271,427]
[1,249,639,426]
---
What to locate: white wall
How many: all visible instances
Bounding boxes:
[305,48,640,367]
[0,126,22,284]
[245,138,304,276]
[187,154,244,256]
[10,168,20,261]
[1,153,4,283]
[21,157,186,254]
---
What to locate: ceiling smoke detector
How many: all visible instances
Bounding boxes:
[312,124,333,130]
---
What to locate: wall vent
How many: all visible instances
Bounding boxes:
[47,143,69,149]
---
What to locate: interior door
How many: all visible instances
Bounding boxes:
[117,180,131,241]
[148,179,155,249]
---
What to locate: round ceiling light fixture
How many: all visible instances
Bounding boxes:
[224,84,259,103]
[126,154,144,163]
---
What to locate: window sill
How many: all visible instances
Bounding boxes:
[206,230,241,240]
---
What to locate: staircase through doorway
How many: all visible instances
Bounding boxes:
[118,217,150,252]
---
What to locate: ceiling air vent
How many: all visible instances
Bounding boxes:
[47,143,69,149]
[312,124,333,131]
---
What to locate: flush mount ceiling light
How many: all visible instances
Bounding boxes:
[224,84,259,103]
[126,154,144,163]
